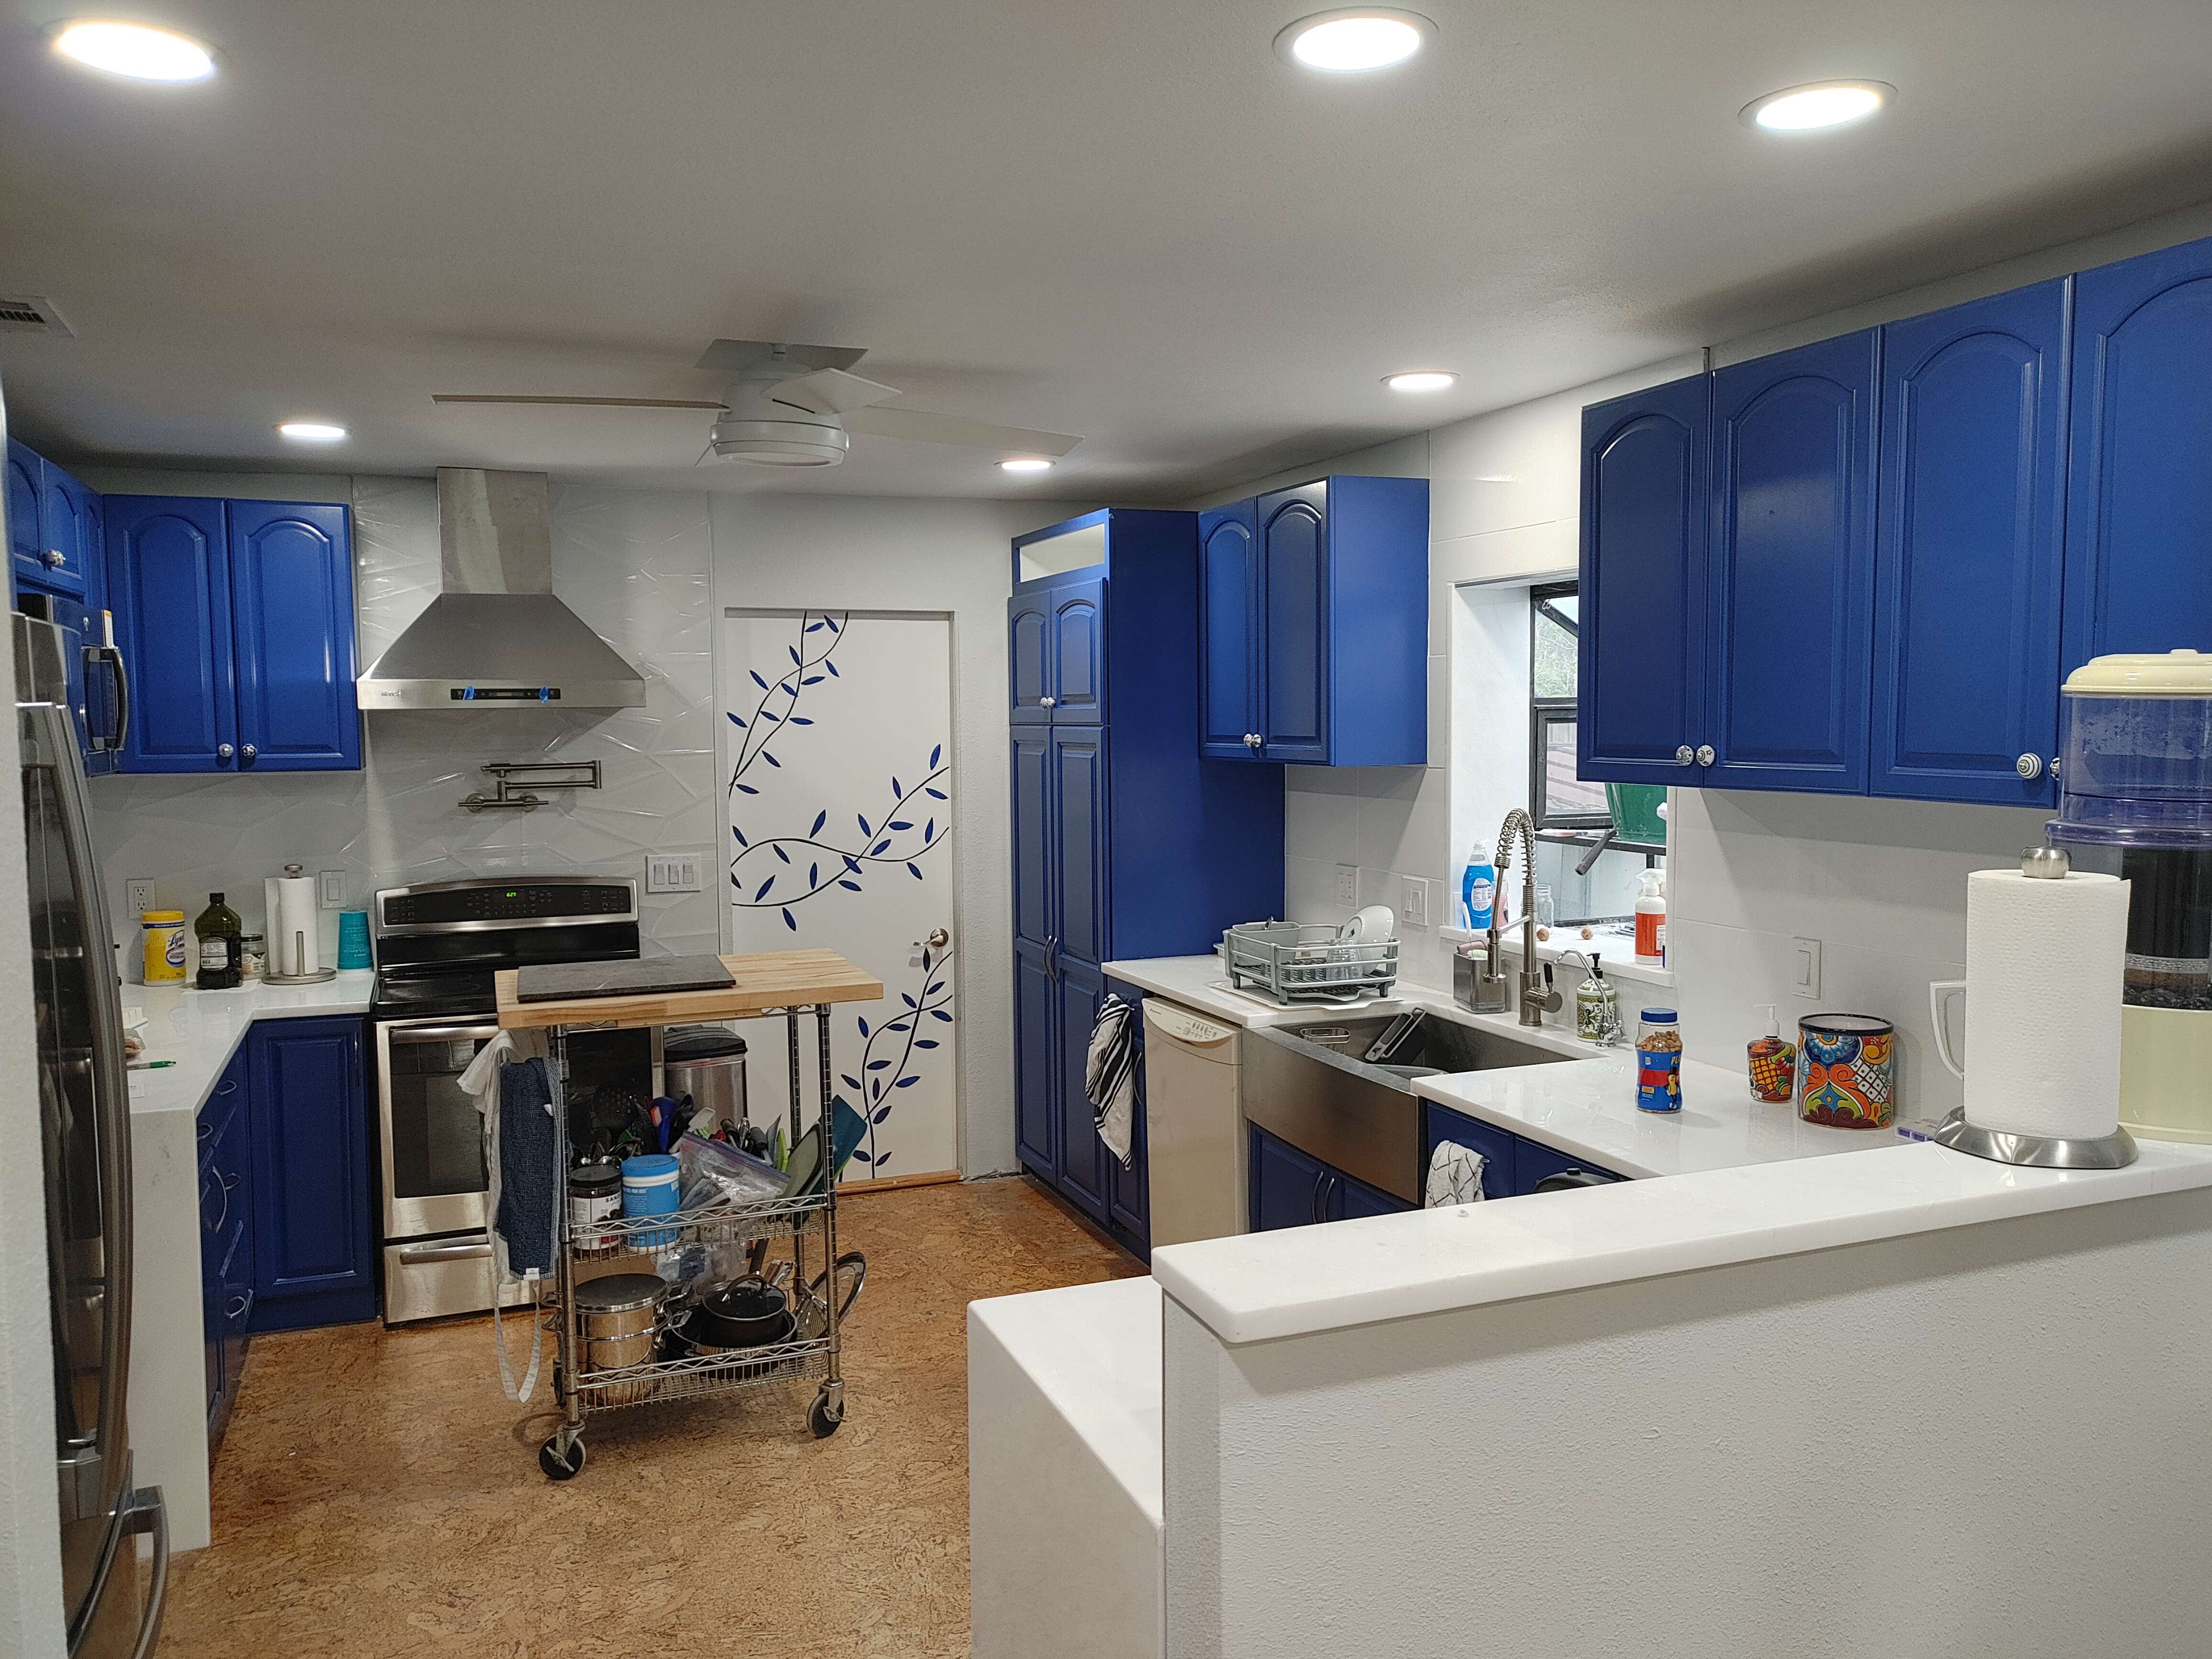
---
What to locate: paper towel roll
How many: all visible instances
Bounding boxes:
[273,874,321,977]
[1960,868,2129,1139]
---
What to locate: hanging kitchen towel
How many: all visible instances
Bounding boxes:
[458,1029,557,1402]
[1085,994,1138,1169]
[496,1057,561,1276]
[1424,1140,1488,1207]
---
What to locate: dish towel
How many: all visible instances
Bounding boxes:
[1085,994,1138,1169]
[1425,1140,1488,1207]
[458,1028,558,1402]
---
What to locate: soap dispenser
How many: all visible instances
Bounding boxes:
[1573,952,1622,1046]
[1748,1003,1796,1103]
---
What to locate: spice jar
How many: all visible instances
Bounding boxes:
[239,933,265,983]
[1635,1007,1684,1113]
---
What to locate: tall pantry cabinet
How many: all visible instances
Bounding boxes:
[1008,510,1284,1258]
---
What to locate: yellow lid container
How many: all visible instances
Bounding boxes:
[141,910,188,983]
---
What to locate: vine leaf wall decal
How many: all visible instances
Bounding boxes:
[837,943,955,1174]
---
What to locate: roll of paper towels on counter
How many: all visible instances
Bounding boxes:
[1959,867,2129,1140]
[272,873,321,977]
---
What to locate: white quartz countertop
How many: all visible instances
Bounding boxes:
[1152,1138,2212,1345]
[125,972,374,1119]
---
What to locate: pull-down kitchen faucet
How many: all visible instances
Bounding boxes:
[1477,808,1562,1028]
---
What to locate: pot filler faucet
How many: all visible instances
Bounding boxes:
[1468,808,1565,1028]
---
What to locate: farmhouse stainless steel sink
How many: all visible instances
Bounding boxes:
[1242,1009,1572,1203]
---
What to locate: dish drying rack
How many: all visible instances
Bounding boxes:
[1223,920,1399,1004]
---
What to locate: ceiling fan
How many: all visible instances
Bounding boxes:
[434,339,1082,469]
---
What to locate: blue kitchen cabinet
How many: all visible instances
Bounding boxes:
[1198,476,1428,766]
[5,440,40,593]
[1198,501,1260,757]
[8,439,99,602]
[1104,977,1149,1252]
[1579,374,1712,786]
[1009,509,1284,1259]
[1707,331,1879,795]
[1513,1139,1624,1194]
[198,1050,252,1454]
[1872,282,2069,805]
[105,495,360,773]
[1331,1166,1415,1222]
[246,1017,376,1330]
[1420,1100,1519,1201]
[1249,1124,1327,1231]
[2066,236,2212,669]
[1009,588,1052,724]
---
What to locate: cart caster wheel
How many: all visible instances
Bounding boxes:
[808,1393,844,1439]
[539,1435,586,1480]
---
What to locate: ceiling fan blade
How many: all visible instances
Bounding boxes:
[844,405,1081,456]
[432,394,727,409]
[772,367,903,416]
[694,339,869,374]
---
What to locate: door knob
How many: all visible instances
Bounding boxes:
[926,927,949,949]
[217,743,235,763]
[1696,745,1716,766]
[1675,745,1696,766]
[240,743,258,764]
[2015,752,2045,780]
[1039,695,1056,708]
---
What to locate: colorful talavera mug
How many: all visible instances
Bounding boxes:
[1796,1014,1896,1129]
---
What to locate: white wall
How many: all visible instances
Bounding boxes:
[707,493,1086,1178]
[1163,1187,2212,1659]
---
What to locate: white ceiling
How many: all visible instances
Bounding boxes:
[3,0,2212,501]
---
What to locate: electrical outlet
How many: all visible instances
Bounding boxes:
[1334,864,1358,905]
[319,871,345,910]
[646,854,703,894]
[125,878,156,919]
[1399,875,1429,929]
[1792,936,1822,1000]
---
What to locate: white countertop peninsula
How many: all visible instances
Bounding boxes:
[127,970,374,1117]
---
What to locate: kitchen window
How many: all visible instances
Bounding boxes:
[1528,582,1608,830]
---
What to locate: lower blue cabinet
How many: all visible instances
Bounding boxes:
[246,1016,376,1331]
[1422,1102,1623,1199]
[1248,1124,1417,1230]
[1513,1139,1625,1193]
[199,1051,252,1455]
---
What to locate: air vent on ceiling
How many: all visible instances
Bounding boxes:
[0,297,73,337]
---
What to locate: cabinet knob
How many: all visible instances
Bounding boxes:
[43,548,63,568]
[240,743,258,764]
[217,743,235,762]
[1696,745,1716,766]
[1675,745,1696,766]
[2015,752,2045,781]
[1245,733,1262,749]
[1038,695,1056,708]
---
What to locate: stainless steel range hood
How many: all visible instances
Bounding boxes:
[356,469,648,711]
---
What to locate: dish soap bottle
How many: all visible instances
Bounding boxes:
[194,892,242,990]
[1634,870,1667,966]
[1461,846,1496,932]
[1574,953,1621,1046]
[1748,1003,1796,1103]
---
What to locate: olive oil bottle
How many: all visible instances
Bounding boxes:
[194,892,242,990]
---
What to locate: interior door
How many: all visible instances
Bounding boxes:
[1579,375,1710,785]
[227,501,359,770]
[1048,578,1107,725]
[1198,502,1260,757]
[1872,283,2067,805]
[1257,483,1328,761]
[103,495,237,772]
[726,611,959,1183]
[1707,332,1878,794]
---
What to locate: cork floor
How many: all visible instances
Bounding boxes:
[156,1176,1142,1659]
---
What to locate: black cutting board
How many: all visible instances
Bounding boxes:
[515,954,736,1003]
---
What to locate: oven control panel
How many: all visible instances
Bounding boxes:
[379,881,636,930]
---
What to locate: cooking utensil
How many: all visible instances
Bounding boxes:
[574,1272,667,1405]
[683,1276,792,1348]
[797,1251,867,1340]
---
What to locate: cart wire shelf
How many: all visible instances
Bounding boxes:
[569,1190,830,1260]
[569,1336,833,1411]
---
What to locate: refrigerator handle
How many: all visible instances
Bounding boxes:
[92,640,129,753]
[124,1483,169,1659]
[25,701,134,1520]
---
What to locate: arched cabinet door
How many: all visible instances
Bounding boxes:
[1257,483,1328,763]
[105,496,237,772]
[228,502,360,770]
[1706,331,1878,796]
[1198,502,1260,758]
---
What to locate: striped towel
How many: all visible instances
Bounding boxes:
[1085,994,1139,1168]
[1424,1141,1488,1207]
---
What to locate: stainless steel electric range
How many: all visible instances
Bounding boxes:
[372,875,658,1323]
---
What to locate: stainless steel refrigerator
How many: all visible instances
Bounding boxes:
[21,610,167,1657]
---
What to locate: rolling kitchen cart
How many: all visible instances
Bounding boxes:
[494,948,882,1480]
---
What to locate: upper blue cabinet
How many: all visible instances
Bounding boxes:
[1197,475,1428,766]
[2067,239,2212,670]
[106,496,361,773]
[9,439,98,601]
[1873,281,2068,805]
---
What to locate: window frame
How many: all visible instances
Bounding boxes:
[1528,582,1609,831]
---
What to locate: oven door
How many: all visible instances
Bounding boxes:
[375,1019,496,1239]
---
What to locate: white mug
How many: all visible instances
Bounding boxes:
[1928,980,1968,1080]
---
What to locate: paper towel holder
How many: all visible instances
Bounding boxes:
[263,864,338,987]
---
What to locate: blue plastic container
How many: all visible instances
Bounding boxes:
[620,1152,682,1247]
[336,909,372,970]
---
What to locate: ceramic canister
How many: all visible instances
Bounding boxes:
[1796,1014,1896,1129]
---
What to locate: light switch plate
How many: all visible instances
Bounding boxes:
[1334,864,1358,905]
[646,854,704,894]
[1792,935,1822,1000]
[318,871,345,910]
[125,878,155,919]
[1399,875,1429,929]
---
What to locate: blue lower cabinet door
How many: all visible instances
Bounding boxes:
[1330,1166,1415,1220]
[1514,1139,1624,1194]
[1579,375,1711,784]
[1872,283,2067,805]
[227,501,360,770]
[104,496,238,772]
[1708,331,1879,794]
[1054,960,1109,1220]
[1198,502,1261,758]
[2067,236,2212,667]
[1257,484,1329,761]
[1013,940,1057,1177]
[1421,1101,1518,1200]
[248,1018,376,1328]
[1249,1125,1325,1232]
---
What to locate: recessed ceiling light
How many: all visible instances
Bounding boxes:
[1000,457,1053,474]
[52,19,216,82]
[277,422,348,443]
[1274,9,1434,73]
[1741,80,1893,132]
[1384,370,1457,393]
